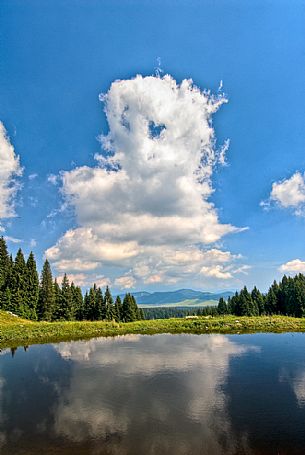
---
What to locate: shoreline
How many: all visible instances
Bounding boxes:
[1,313,305,349]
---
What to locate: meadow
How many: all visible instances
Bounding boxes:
[1,310,305,349]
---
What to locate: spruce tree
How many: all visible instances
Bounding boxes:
[25,252,39,320]
[114,296,122,322]
[60,274,73,320]
[218,297,228,315]
[238,287,254,316]
[122,293,136,322]
[231,291,241,315]
[296,274,305,317]
[227,295,236,314]
[52,278,62,320]
[131,295,142,320]
[278,275,289,315]
[10,248,27,316]
[83,291,90,320]
[0,237,10,307]
[104,286,114,321]
[87,285,97,320]
[1,287,11,310]
[251,286,265,315]
[72,284,84,321]
[95,287,104,320]
[265,281,279,315]
[38,260,55,321]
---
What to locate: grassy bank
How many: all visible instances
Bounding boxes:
[1,311,305,349]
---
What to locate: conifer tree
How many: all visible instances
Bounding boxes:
[25,252,39,320]
[70,282,78,318]
[87,285,97,320]
[10,248,27,316]
[71,283,84,320]
[218,297,228,315]
[38,259,55,321]
[296,274,305,317]
[278,275,289,315]
[60,274,73,320]
[227,296,234,314]
[265,282,278,315]
[82,291,90,320]
[122,293,137,322]
[0,237,10,307]
[251,286,265,315]
[131,295,143,320]
[114,295,122,322]
[104,285,114,320]
[1,287,11,310]
[52,278,62,320]
[98,289,107,320]
[95,287,104,320]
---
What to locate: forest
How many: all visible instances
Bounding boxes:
[218,275,305,318]
[2,235,305,323]
[143,306,219,319]
[0,237,144,322]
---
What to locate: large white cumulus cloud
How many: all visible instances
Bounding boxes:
[46,74,245,288]
[0,122,23,219]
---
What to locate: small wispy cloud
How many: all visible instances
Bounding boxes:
[47,174,59,185]
[47,202,68,219]
[4,235,22,244]
[114,275,136,289]
[29,238,37,248]
[28,196,38,207]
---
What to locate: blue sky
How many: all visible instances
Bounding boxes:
[1,0,305,292]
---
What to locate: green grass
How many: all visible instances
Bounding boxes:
[1,311,305,349]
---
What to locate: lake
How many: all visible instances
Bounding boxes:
[1,332,305,454]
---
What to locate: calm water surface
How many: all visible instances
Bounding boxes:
[1,333,305,454]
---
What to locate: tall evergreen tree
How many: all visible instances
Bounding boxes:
[104,286,114,320]
[87,285,98,321]
[95,287,104,320]
[1,287,11,311]
[265,281,279,315]
[38,259,55,321]
[0,237,10,307]
[251,286,265,315]
[238,287,254,316]
[218,297,228,315]
[114,296,122,322]
[83,291,90,320]
[71,283,84,321]
[25,252,39,320]
[52,278,62,320]
[122,293,137,322]
[60,274,73,320]
[10,248,27,316]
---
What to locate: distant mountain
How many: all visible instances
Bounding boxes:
[119,289,234,308]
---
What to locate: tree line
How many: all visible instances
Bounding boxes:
[0,237,144,322]
[143,306,219,319]
[218,274,305,317]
